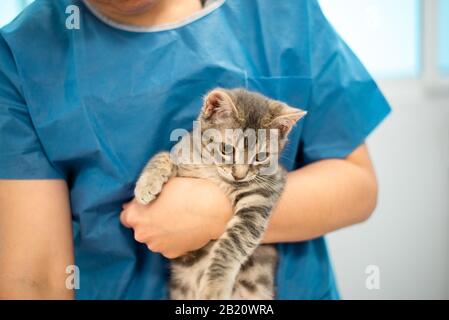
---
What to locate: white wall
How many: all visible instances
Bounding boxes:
[327,81,449,299]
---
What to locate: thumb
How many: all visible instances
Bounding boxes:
[122,200,133,210]
[119,209,132,228]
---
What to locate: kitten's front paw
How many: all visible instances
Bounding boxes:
[134,173,167,205]
[135,185,156,205]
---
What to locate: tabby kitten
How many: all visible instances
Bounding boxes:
[134,88,306,299]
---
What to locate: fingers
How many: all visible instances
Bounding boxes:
[119,199,135,228]
[119,203,155,247]
[119,209,133,228]
[122,202,131,210]
[120,198,147,228]
[162,251,181,259]
[143,235,183,259]
[119,198,183,259]
[149,242,181,259]
[119,206,141,229]
[133,226,184,259]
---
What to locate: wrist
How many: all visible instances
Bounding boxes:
[193,179,232,240]
[209,213,228,240]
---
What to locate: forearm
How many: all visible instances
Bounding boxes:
[264,150,378,243]
[122,145,378,257]
[0,180,75,300]
[0,276,74,299]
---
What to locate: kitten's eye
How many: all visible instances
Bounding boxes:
[220,143,234,155]
[255,152,269,162]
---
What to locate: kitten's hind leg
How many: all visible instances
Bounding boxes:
[134,152,176,205]
[197,205,274,300]
[232,245,277,300]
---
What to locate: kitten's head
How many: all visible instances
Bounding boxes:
[199,88,306,182]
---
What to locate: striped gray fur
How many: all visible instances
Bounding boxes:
[135,88,306,299]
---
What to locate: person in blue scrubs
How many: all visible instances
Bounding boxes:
[0,0,390,299]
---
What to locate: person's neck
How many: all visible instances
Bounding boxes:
[87,0,203,28]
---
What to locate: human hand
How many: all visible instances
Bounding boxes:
[120,177,233,259]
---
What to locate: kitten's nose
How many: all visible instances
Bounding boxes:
[232,165,249,181]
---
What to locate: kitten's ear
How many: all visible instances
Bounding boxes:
[271,104,307,136]
[202,89,238,122]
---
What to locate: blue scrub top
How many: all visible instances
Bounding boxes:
[0,0,391,299]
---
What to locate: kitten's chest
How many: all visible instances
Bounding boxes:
[177,164,236,196]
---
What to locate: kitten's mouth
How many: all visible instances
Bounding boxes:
[234,176,256,183]
[217,167,257,183]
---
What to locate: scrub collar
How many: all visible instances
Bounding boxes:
[82,0,226,33]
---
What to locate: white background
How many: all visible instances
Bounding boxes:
[327,81,449,299]
[320,0,449,299]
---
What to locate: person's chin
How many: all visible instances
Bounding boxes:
[99,0,160,15]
